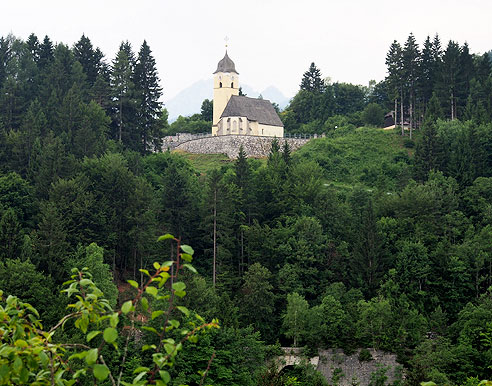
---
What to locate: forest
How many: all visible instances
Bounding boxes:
[0,32,492,385]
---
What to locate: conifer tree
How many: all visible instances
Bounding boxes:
[403,33,420,136]
[300,62,325,93]
[134,40,163,152]
[38,35,54,70]
[419,36,435,112]
[26,33,40,64]
[437,41,461,120]
[111,42,136,144]
[385,40,404,134]
[73,34,104,87]
[414,96,444,181]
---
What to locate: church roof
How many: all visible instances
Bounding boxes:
[213,51,239,74]
[221,96,283,127]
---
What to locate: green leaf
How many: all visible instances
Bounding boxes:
[121,300,133,314]
[139,269,150,276]
[86,331,101,342]
[159,370,171,383]
[176,306,190,316]
[157,234,174,241]
[153,262,161,270]
[142,344,156,351]
[103,327,118,343]
[181,244,194,255]
[79,278,92,286]
[164,343,175,355]
[152,310,165,320]
[85,348,98,365]
[141,297,149,311]
[142,326,159,334]
[93,364,109,381]
[133,366,150,374]
[13,356,22,372]
[146,286,158,297]
[181,253,193,262]
[110,312,119,328]
[128,280,139,289]
[169,319,180,328]
[183,264,197,273]
[172,282,186,292]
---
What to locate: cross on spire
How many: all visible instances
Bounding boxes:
[224,36,229,49]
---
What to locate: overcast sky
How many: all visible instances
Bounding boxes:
[3,0,492,102]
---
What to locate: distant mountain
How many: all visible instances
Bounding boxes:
[165,79,291,122]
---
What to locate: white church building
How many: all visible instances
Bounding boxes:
[212,51,284,137]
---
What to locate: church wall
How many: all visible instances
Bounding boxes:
[258,123,284,137]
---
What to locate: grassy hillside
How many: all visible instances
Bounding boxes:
[292,127,413,191]
[175,127,414,191]
[173,150,232,174]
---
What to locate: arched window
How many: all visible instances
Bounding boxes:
[239,118,243,130]
[219,82,222,88]
[231,82,234,88]
[233,120,237,131]
[227,118,231,130]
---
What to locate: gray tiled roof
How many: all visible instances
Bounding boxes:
[220,96,284,127]
[213,51,239,74]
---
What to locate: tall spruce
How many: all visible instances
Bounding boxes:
[73,34,104,87]
[300,62,325,93]
[111,41,136,144]
[403,33,420,137]
[438,41,461,120]
[133,40,163,152]
[385,40,404,134]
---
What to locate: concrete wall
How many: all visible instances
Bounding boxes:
[174,134,312,159]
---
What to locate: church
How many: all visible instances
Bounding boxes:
[212,51,284,137]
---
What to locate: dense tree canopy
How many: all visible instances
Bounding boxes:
[1,31,492,385]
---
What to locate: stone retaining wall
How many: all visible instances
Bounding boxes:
[174,135,312,159]
[316,348,401,386]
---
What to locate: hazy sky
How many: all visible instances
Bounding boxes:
[3,0,492,102]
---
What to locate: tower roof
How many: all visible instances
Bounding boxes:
[214,51,239,74]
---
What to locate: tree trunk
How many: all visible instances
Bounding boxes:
[400,89,404,136]
[409,98,413,140]
[394,98,397,129]
[213,188,217,287]
[119,99,123,142]
[451,92,455,120]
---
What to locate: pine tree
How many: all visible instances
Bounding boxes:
[26,33,40,64]
[20,99,47,170]
[282,140,291,166]
[111,42,136,144]
[419,36,435,113]
[73,34,104,87]
[385,40,404,134]
[456,43,474,118]
[134,40,163,152]
[403,33,420,137]
[38,35,54,70]
[0,208,23,260]
[438,41,461,120]
[300,62,325,93]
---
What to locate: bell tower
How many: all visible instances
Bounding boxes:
[212,50,239,135]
